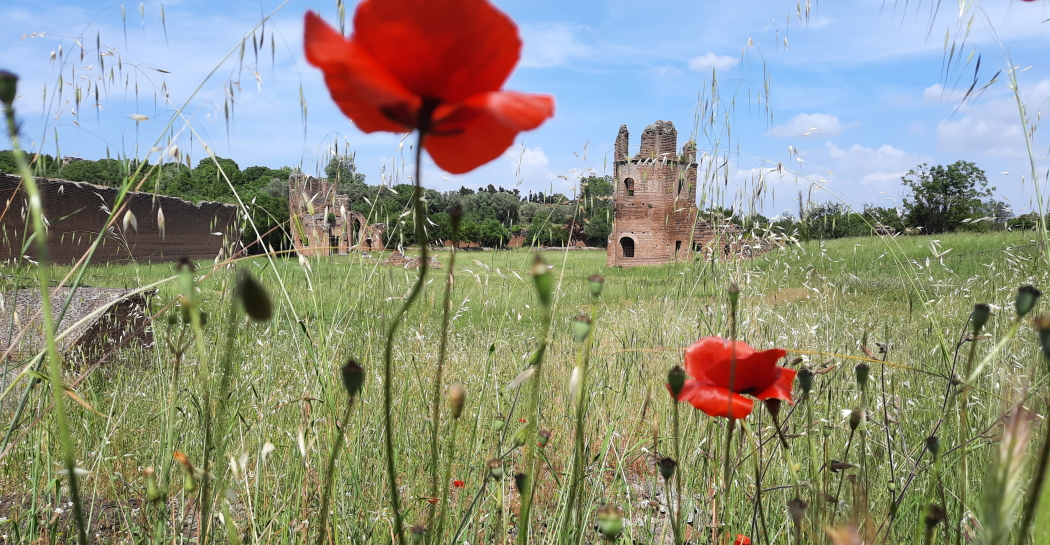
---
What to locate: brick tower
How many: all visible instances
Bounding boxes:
[607,120,700,267]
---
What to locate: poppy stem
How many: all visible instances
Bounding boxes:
[381,132,430,545]
[316,399,355,545]
[434,417,460,544]
[672,400,683,545]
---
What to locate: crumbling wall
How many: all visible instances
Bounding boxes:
[289,174,384,256]
[0,172,239,264]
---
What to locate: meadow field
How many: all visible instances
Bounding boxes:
[1,230,1047,544]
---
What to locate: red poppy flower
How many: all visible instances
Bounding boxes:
[303,0,555,174]
[734,534,752,545]
[453,480,464,488]
[668,336,793,419]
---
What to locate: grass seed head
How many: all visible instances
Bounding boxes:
[447,383,465,419]
[340,358,365,398]
[1015,285,1041,318]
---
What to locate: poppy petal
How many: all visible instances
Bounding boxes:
[353,0,520,103]
[753,367,797,404]
[684,384,754,419]
[425,91,554,174]
[304,12,420,133]
[685,336,786,394]
[666,378,701,402]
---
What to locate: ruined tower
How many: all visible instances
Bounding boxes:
[607,120,700,267]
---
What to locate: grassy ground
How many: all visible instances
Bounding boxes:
[0,230,1048,544]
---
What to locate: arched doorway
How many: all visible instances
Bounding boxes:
[619,236,635,258]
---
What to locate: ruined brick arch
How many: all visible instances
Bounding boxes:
[619,236,635,258]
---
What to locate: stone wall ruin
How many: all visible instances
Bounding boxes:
[288,174,385,257]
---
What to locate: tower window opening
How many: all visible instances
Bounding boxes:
[624,178,635,197]
[620,237,635,258]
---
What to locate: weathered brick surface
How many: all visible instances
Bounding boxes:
[0,172,238,264]
[608,121,707,267]
[288,174,384,257]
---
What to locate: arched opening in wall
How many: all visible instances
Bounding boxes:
[624,178,635,197]
[350,219,363,246]
[365,238,373,249]
[677,177,684,194]
[620,237,635,258]
[675,240,682,257]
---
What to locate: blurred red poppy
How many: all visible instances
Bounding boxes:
[303,0,555,174]
[734,534,752,545]
[453,480,464,488]
[668,336,793,419]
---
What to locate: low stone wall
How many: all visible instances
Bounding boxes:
[0,172,239,264]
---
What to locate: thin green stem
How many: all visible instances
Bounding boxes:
[435,418,460,544]
[382,135,430,545]
[4,80,88,545]
[317,400,354,545]
[516,306,552,545]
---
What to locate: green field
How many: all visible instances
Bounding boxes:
[1,231,1048,544]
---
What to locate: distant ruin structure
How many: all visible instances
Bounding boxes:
[288,174,384,257]
[0,172,239,264]
[608,121,707,267]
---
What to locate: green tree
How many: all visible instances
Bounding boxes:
[324,154,366,193]
[901,161,994,233]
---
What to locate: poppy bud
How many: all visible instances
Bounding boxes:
[340,358,365,398]
[597,504,623,541]
[514,472,528,494]
[854,363,869,388]
[849,408,862,431]
[924,504,946,529]
[588,274,605,297]
[797,368,814,395]
[572,315,592,343]
[787,497,807,523]
[764,398,782,419]
[1016,285,1041,318]
[492,416,505,432]
[143,467,165,504]
[531,255,553,308]
[236,269,273,321]
[667,366,686,400]
[972,304,991,334]
[1034,315,1050,361]
[926,435,940,458]
[728,282,740,308]
[0,70,17,107]
[450,204,463,233]
[657,457,677,481]
[410,525,425,544]
[173,451,198,492]
[487,458,504,480]
[511,426,529,448]
[538,429,552,448]
[447,384,465,419]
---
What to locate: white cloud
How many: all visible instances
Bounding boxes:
[687,52,739,72]
[824,142,927,187]
[923,84,945,104]
[906,121,926,134]
[520,23,591,68]
[500,145,559,192]
[768,113,858,138]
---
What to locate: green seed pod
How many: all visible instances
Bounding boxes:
[1016,285,1042,319]
[340,358,365,398]
[538,429,552,448]
[492,416,505,432]
[597,504,624,541]
[1033,315,1050,361]
[143,467,165,504]
[410,525,425,544]
[511,426,529,448]
[236,269,273,321]
[849,408,862,431]
[667,366,686,400]
[972,303,991,334]
[926,435,940,458]
[657,457,677,481]
[0,71,18,107]
[588,274,605,298]
[514,472,527,494]
[531,255,553,308]
[924,504,946,529]
[854,363,869,388]
[487,458,504,480]
[787,497,807,523]
[572,315,592,343]
[728,282,740,308]
[797,368,814,395]
[764,398,782,419]
[447,384,465,419]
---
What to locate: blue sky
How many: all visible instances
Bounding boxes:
[3,0,1050,218]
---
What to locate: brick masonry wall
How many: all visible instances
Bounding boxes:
[288,174,384,257]
[0,172,239,264]
[608,121,708,267]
